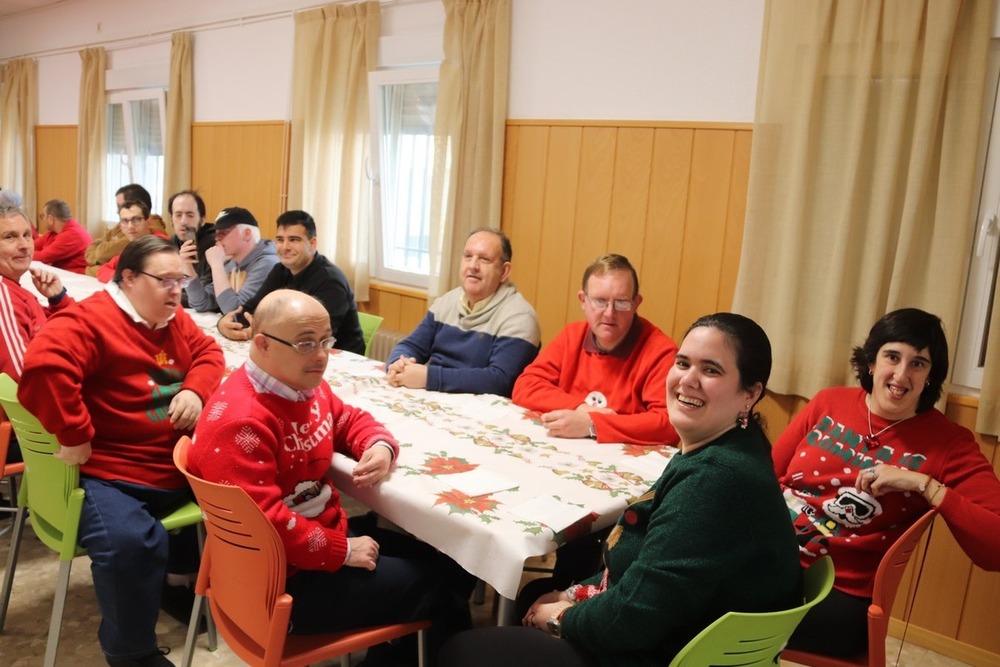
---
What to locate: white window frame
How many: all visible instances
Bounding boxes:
[953,40,1000,392]
[367,67,439,289]
[104,88,167,222]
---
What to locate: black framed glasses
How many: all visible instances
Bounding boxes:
[261,332,337,355]
[139,271,193,290]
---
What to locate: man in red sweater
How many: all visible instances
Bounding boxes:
[19,236,224,667]
[33,199,93,273]
[512,253,679,446]
[191,289,472,660]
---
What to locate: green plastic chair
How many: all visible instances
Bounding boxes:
[0,373,216,667]
[357,311,384,358]
[668,555,835,667]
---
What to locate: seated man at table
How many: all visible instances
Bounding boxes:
[216,210,365,354]
[168,190,216,296]
[183,206,277,313]
[191,289,472,659]
[33,199,93,273]
[0,203,76,465]
[513,253,678,446]
[19,235,224,667]
[96,199,170,283]
[386,228,540,397]
[86,183,166,277]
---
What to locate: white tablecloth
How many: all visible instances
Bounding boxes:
[39,265,676,600]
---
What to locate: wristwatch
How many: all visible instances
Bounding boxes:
[587,422,597,439]
[547,609,567,638]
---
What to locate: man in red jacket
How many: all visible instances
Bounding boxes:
[19,236,224,667]
[33,199,94,273]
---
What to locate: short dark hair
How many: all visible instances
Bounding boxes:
[118,199,151,219]
[113,236,177,284]
[167,190,206,219]
[685,312,773,433]
[276,210,317,239]
[43,199,72,221]
[850,308,948,413]
[116,183,152,210]
[467,227,512,263]
[582,254,640,297]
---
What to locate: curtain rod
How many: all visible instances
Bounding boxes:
[1,0,430,62]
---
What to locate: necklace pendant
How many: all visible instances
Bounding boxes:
[863,434,880,448]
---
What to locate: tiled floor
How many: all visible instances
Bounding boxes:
[0,510,975,666]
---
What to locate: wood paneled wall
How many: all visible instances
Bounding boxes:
[191,121,289,238]
[501,120,752,346]
[34,125,78,220]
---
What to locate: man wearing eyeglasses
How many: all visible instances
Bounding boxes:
[513,253,679,447]
[95,199,170,283]
[191,289,474,660]
[183,206,278,313]
[19,236,224,667]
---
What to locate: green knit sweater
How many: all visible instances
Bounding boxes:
[561,425,801,666]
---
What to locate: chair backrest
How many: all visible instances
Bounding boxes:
[174,436,291,664]
[357,312,384,357]
[0,373,83,558]
[669,555,835,667]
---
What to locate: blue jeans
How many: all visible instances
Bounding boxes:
[77,476,193,661]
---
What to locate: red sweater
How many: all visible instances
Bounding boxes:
[190,366,399,572]
[774,386,1000,596]
[18,291,224,488]
[33,219,94,274]
[0,275,74,381]
[96,230,170,283]
[512,317,679,445]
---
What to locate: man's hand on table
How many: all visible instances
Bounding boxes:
[541,403,616,439]
[55,442,92,465]
[218,307,253,341]
[169,389,204,430]
[353,444,393,487]
[346,535,379,570]
[386,356,428,389]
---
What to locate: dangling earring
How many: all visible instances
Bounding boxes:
[737,405,750,430]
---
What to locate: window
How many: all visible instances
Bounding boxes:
[954,41,1000,391]
[104,89,166,221]
[368,68,438,288]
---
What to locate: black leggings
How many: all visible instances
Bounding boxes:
[785,586,870,658]
[438,626,597,667]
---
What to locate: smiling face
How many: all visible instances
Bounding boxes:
[0,213,34,280]
[867,342,931,420]
[578,269,641,352]
[666,326,761,451]
[170,194,203,241]
[119,250,185,326]
[460,231,510,306]
[275,223,317,275]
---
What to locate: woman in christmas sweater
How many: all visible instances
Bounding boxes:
[19,236,224,667]
[439,313,801,667]
[776,308,1000,658]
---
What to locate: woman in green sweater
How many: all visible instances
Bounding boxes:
[438,313,801,667]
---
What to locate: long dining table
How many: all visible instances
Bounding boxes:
[31,263,677,621]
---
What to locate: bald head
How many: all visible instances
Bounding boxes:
[250,290,334,391]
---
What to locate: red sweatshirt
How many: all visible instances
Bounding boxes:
[512,317,679,445]
[33,219,94,274]
[0,275,74,381]
[18,290,224,488]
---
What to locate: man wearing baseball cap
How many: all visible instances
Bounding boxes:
[184,206,278,313]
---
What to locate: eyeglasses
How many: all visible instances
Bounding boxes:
[120,216,147,227]
[261,332,337,355]
[139,271,193,290]
[586,295,635,312]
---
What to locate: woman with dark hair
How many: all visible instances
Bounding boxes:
[776,307,1000,659]
[438,313,801,667]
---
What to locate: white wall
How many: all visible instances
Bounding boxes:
[0,0,766,125]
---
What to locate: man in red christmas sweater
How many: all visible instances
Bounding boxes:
[19,236,224,667]
[191,289,472,661]
[512,253,679,446]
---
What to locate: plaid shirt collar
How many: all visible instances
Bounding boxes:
[245,358,316,402]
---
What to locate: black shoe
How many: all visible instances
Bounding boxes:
[106,647,173,667]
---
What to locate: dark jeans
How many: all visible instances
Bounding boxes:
[77,476,195,661]
[786,586,871,658]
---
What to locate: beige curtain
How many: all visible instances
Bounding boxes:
[0,58,38,219]
[979,292,1000,434]
[77,47,107,233]
[164,32,193,211]
[427,0,510,298]
[288,1,379,301]
[733,0,991,403]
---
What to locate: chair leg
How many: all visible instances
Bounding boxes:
[43,559,73,667]
[0,505,27,630]
[182,594,204,667]
[417,628,426,667]
[194,525,218,651]
[340,654,351,667]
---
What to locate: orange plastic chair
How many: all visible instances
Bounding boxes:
[174,436,430,667]
[782,509,937,667]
